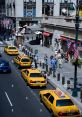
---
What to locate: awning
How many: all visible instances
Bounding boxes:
[42,32,50,36]
[60,35,81,44]
[60,36,67,41]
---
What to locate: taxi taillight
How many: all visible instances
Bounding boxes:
[58,112,66,116]
[41,81,46,83]
[30,80,36,83]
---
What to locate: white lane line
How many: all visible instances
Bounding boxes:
[11,84,14,88]
[26,96,28,100]
[5,91,13,107]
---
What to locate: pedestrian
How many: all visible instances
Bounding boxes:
[44,54,48,66]
[58,58,63,68]
[34,55,38,68]
[31,60,35,68]
[50,57,57,77]
[40,39,43,46]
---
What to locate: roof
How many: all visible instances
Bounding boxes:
[18,54,30,59]
[45,89,70,100]
[26,68,41,73]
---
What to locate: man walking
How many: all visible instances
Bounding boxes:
[50,57,57,77]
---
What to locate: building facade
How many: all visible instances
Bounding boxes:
[0,0,5,15]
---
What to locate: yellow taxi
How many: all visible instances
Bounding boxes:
[13,54,31,68]
[4,45,19,55]
[21,68,47,87]
[39,88,80,117]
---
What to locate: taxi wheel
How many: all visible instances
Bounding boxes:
[26,81,29,86]
[18,65,21,69]
[50,110,54,117]
[40,95,42,103]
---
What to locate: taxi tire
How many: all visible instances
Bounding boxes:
[50,110,54,117]
[18,65,21,69]
[40,95,42,103]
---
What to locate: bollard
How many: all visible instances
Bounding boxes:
[53,69,56,77]
[42,63,45,69]
[80,89,82,103]
[67,80,70,89]
[62,76,65,85]
[39,61,41,67]
[49,67,52,75]
[57,73,60,81]
[46,64,48,72]
[35,60,37,68]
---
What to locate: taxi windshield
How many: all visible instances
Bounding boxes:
[9,47,16,49]
[21,58,30,62]
[30,73,42,77]
[56,99,74,106]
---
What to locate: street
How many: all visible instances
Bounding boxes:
[0,48,54,117]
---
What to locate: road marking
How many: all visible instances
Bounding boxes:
[5,92,13,107]
[11,84,14,88]
[40,109,42,112]
[26,96,28,100]
[11,108,14,112]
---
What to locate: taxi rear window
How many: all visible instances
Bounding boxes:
[56,99,74,106]
[9,47,16,49]
[21,58,30,62]
[30,73,42,77]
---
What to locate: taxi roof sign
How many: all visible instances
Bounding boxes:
[54,88,65,98]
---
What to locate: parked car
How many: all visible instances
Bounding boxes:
[39,88,80,117]
[21,68,47,87]
[4,45,19,55]
[13,54,31,68]
[0,59,11,73]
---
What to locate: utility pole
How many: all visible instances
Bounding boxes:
[72,0,79,97]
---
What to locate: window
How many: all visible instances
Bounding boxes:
[44,93,51,99]
[16,56,20,61]
[56,99,74,106]
[30,73,42,77]
[49,95,54,103]
[48,0,53,3]
[21,58,30,62]
[25,70,29,75]
[9,47,16,49]
[44,0,47,2]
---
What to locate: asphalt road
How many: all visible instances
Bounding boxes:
[0,50,55,117]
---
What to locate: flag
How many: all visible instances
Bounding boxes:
[67,42,79,60]
[74,48,79,60]
[67,40,71,49]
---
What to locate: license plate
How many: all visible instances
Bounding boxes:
[36,81,40,83]
[67,113,73,116]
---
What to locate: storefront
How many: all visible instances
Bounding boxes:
[60,35,81,52]
[42,32,53,47]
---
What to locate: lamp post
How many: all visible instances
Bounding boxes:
[72,0,79,97]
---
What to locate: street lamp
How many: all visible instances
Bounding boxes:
[72,0,79,97]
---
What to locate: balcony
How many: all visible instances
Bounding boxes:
[41,16,82,31]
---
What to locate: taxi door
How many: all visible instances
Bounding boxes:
[47,95,54,111]
[4,46,8,52]
[15,57,20,64]
[42,93,51,107]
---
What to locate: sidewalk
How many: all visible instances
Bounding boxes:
[5,40,82,114]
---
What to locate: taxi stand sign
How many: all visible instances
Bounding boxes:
[54,88,65,98]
